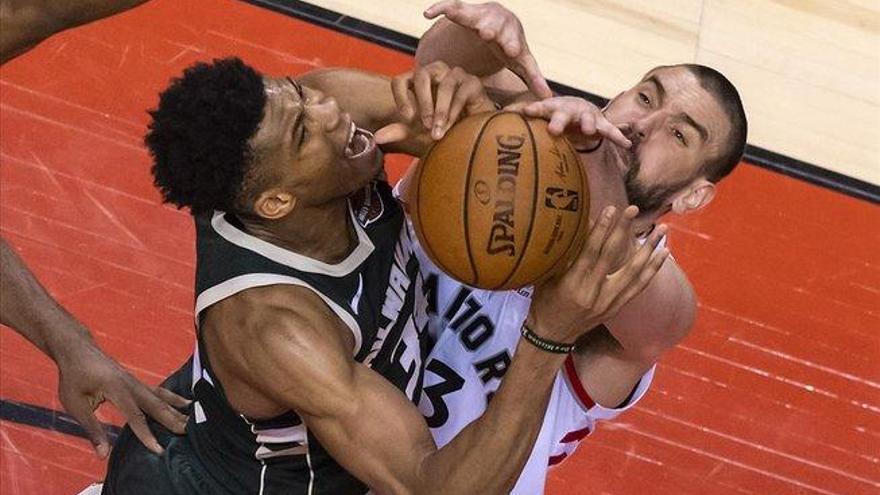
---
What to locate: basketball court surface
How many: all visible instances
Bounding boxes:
[1,1,878,494]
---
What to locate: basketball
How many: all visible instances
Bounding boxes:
[409,111,591,290]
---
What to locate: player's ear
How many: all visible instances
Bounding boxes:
[253,188,297,219]
[671,178,715,215]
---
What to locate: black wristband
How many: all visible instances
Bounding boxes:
[520,323,576,354]
[573,138,603,154]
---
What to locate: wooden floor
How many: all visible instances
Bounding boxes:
[0,1,878,494]
[313,0,880,186]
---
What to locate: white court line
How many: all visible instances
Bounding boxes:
[639,407,880,488]
[728,336,880,390]
[620,425,844,495]
[679,345,840,399]
[0,80,142,129]
[699,304,790,336]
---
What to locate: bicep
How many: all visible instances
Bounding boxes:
[243,309,435,495]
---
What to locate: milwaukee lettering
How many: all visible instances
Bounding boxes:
[487,134,525,256]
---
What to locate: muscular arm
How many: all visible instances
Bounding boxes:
[417,17,531,104]
[0,0,150,64]
[1,238,188,455]
[0,238,92,358]
[300,68,399,134]
[605,256,696,360]
[206,286,565,495]
[301,67,531,158]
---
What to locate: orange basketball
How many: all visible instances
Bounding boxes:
[409,111,591,290]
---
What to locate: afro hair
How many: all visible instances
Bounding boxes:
[146,57,267,214]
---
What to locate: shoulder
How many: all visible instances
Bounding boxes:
[212,284,356,360]
[204,285,360,417]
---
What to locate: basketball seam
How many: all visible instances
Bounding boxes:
[464,112,503,287]
[414,147,435,269]
[496,113,539,290]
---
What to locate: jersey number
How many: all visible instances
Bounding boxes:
[422,360,465,428]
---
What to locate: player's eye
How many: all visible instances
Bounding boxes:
[638,92,651,106]
[673,129,687,146]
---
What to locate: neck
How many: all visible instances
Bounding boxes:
[240,199,357,264]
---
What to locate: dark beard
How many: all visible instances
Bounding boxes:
[622,148,689,215]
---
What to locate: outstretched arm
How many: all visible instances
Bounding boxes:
[0,0,150,64]
[0,239,188,457]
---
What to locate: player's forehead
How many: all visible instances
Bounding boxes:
[251,76,303,148]
[638,66,729,147]
[637,66,701,98]
[262,76,303,103]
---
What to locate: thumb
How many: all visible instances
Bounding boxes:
[504,101,530,113]
[375,123,410,145]
[424,0,454,19]
[63,393,110,458]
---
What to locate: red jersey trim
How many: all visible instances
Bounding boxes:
[564,354,596,410]
[560,425,592,443]
[548,453,568,466]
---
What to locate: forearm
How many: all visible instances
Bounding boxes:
[416,18,504,77]
[0,239,92,360]
[416,339,564,494]
[292,336,565,495]
[249,251,568,494]
[300,68,398,132]
[0,0,149,64]
[301,68,432,157]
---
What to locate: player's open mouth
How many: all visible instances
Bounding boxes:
[345,122,375,158]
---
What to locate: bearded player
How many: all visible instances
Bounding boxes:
[377,2,747,493]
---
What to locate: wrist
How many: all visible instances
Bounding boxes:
[48,324,97,366]
[520,322,576,354]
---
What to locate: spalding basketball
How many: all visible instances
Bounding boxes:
[410,111,590,290]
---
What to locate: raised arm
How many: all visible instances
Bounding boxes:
[417,1,551,99]
[0,0,150,63]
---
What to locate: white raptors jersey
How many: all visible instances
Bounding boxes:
[414,236,655,495]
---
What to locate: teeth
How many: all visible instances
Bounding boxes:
[344,122,358,155]
[344,124,373,158]
[347,122,356,146]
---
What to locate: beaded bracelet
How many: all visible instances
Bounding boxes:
[520,323,576,354]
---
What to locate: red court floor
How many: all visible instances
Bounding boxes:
[1,1,878,494]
